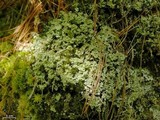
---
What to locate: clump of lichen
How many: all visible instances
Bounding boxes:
[31,11,160,120]
[31,12,96,119]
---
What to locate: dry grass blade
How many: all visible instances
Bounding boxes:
[0,0,42,48]
[13,1,42,42]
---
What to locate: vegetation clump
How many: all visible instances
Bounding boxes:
[0,0,160,120]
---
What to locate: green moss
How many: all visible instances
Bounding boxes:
[0,52,33,118]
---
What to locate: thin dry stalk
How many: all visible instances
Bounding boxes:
[0,0,16,10]
[82,52,105,115]
[117,18,139,37]
[93,0,98,34]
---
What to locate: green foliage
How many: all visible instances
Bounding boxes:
[0,41,13,54]
[99,67,158,120]
[104,0,159,10]
[136,15,160,52]
[30,11,160,119]
[0,52,33,118]
[31,11,126,119]
[31,11,96,119]
[130,15,160,75]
